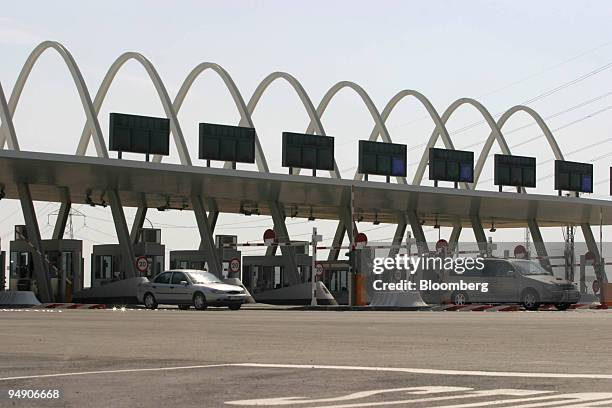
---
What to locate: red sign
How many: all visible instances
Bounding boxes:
[135,256,149,273]
[514,245,527,259]
[435,239,449,252]
[355,232,368,249]
[315,263,324,277]
[585,251,596,265]
[263,229,276,246]
[229,258,241,273]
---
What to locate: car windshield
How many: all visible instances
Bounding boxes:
[511,260,552,276]
[186,271,222,284]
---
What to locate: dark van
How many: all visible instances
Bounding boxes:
[446,258,580,310]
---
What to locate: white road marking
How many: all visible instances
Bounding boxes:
[3,361,612,384]
[226,387,551,406]
[0,363,232,381]
[226,387,474,406]
[233,363,612,380]
[229,390,612,408]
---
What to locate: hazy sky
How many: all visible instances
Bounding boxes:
[1,0,612,283]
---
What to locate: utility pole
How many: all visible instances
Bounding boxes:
[311,227,322,306]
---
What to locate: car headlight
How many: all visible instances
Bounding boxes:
[210,289,223,294]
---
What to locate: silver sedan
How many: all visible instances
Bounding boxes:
[137,269,247,310]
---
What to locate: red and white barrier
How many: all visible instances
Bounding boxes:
[38,303,107,309]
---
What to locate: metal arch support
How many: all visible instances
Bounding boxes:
[388,214,407,259]
[0,81,19,150]
[406,211,429,255]
[268,203,300,285]
[130,205,147,245]
[1,81,53,300]
[0,41,108,157]
[473,105,565,185]
[192,194,222,276]
[17,182,53,302]
[305,81,397,182]
[356,89,454,181]
[106,190,138,279]
[413,97,510,186]
[327,208,358,261]
[246,72,341,178]
[52,187,71,240]
[171,63,270,172]
[580,223,608,303]
[76,52,191,165]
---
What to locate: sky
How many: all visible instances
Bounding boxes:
[1,0,612,285]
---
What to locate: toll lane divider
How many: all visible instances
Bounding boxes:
[37,303,107,310]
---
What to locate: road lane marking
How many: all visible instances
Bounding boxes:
[226,387,552,406]
[0,363,232,381]
[228,388,612,408]
[2,361,612,383]
[233,363,612,379]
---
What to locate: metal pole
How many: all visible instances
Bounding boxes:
[311,227,317,306]
[349,184,355,306]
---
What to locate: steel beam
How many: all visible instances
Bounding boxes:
[527,218,548,258]
[16,182,52,302]
[387,214,407,258]
[192,194,222,276]
[449,221,462,252]
[406,211,429,255]
[106,190,138,278]
[268,202,300,285]
[52,187,71,240]
[580,223,608,302]
[327,208,354,261]
[199,198,219,251]
[470,215,488,254]
[130,206,147,245]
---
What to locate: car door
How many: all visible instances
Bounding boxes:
[488,260,517,303]
[170,272,192,304]
[151,272,173,303]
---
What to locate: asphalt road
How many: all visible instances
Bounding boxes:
[1,308,611,407]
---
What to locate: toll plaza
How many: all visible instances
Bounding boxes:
[91,228,164,287]
[1,147,612,305]
[8,224,83,302]
[170,235,242,279]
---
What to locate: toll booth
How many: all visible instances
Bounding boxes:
[8,225,84,302]
[242,243,311,295]
[169,235,242,279]
[91,228,164,287]
[318,260,350,305]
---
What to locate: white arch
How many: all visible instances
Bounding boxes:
[473,105,565,185]
[0,41,107,157]
[355,89,454,181]
[246,72,341,178]
[412,98,510,186]
[304,81,401,182]
[76,52,191,165]
[167,62,269,171]
[0,81,19,150]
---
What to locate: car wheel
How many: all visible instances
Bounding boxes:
[555,303,570,311]
[144,292,158,310]
[228,304,242,311]
[178,304,190,310]
[521,289,540,311]
[193,292,207,310]
[452,291,469,306]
